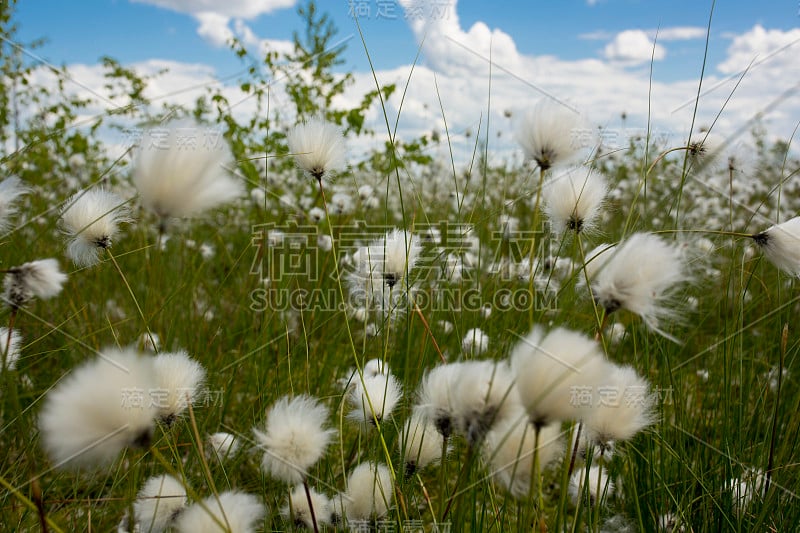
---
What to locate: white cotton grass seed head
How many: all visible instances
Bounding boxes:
[569,465,614,506]
[511,326,608,426]
[152,351,207,424]
[282,485,334,529]
[0,176,29,233]
[132,474,188,533]
[60,189,132,267]
[753,216,800,277]
[400,408,444,476]
[483,409,563,500]
[0,327,22,370]
[461,328,489,356]
[3,258,67,310]
[173,490,265,533]
[687,131,724,169]
[543,167,607,235]
[287,117,347,182]
[591,233,690,341]
[583,364,656,445]
[727,468,766,512]
[417,362,464,439]
[253,395,335,484]
[346,372,403,426]
[38,347,158,470]
[515,99,585,171]
[450,360,518,446]
[132,120,243,222]
[207,432,240,461]
[343,462,393,522]
[369,229,421,288]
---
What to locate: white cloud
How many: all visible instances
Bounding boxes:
[650,26,707,41]
[717,24,800,74]
[195,12,234,47]
[130,0,296,19]
[603,29,666,64]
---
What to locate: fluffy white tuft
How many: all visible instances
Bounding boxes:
[591,233,691,341]
[173,491,265,533]
[0,327,22,370]
[515,99,585,171]
[511,326,609,426]
[461,328,489,355]
[287,117,347,181]
[281,485,334,529]
[207,432,240,461]
[583,364,656,444]
[253,395,335,484]
[569,465,614,506]
[132,474,187,533]
[543,167,607,234]
[0,176,30,233]
[60,189,132,267]
[38,347,158,470]
[416,362,464,439]
[132,120,243,220]
[400,408,444,475]
[343,462,393,522]
[483,407,563,499]
[3,258,67,309]
[753,216,800,277]
[152,351,207,423]
[346,372,403,426]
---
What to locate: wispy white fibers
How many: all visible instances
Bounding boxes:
[132,120,243,220]
[417,362,464,439]
[60,188,132,267]
[132,474,188,533]
[482,407,563,499]
[511,326,608,426]
[342,462,393,522]
[152,350,207,424]
[207,432,240,461]
[2,258,67,310]
[282,485,335,529]
[399,408,444,476]
[591,233,691,340]
[253,395,335,484]
[0,176,29,233]
[543,167,607,234]
[287,117,347,182]
[173,491,265,533]
[38,347,158,470]
[0,327,22,370]
[346,371,403,426]
[515,99,585,171]
[569,465,614,506]
[461,328,489,356]
[753,216,800,277]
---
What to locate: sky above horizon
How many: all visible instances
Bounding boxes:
[13,0,800,161]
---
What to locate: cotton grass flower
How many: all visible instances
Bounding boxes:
[543,167,607,234]
[483,411,563,499]
[569,465,614,506]
[342,462,393,522]
[132,474,188,533]
[450,360,518,446]
[152,351,207,424]
[417,362,464,439]
[591,233,690,340]
[287,117,347,182]
[173,491,265,533]
[3,258,67,310]
[38,347,158,470]
[0,327,22,370]
[282,485,334,529]
[132,120,243,223]
[0,176,29,233]
[515,99,584,171]
[461,328,489,356]
[582,364,656,446]
[354,229,421,289]
[727,468,766,512]
[60,189,132,267]
[346,371,403,426]
[752,216,800,277]
[253,395,335,484]
[400,409,444,476]
[207,432,240,461]
[512,326,608,426]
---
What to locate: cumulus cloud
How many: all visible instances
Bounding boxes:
[651,26,707,41]
[603,30,666,64]
[717,24,800,74]
[196,12,234,47]
[131,0,296,19]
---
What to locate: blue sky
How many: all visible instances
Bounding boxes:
[12,0,800,159]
